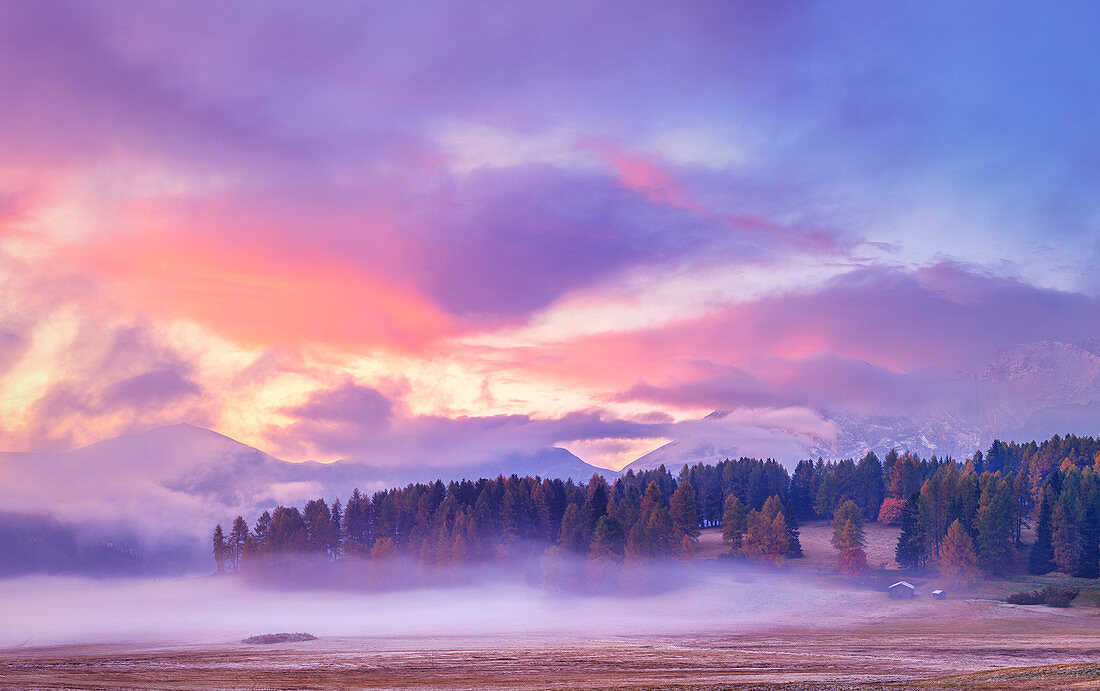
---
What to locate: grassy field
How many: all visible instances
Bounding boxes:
[696,521,1100,607]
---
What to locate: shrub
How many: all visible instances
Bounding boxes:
[1005,586,1079,607]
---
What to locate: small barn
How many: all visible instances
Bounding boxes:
[888,581,916,599]
[931,589,947,600]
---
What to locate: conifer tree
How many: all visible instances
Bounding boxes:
[370,537,396,560]
[831,499,867,574]
[212,524,228,574]
[895,492,924,570]
[590,516,626,561]
[1028,487,1056,575]
[784,500,803,558]
[721,495,746,555]
[831,500,865,551]
[940,519,979,584]
[556,504,589,554]
[1077,474,1100,578]
[640,481,663,521]
[855,451,885,521]
[229,516,249,573]
[743,496,788,565]
[975,477,1013,567]
[836,547,868,576]
[329,498,343,559]
[1052,491,1083,574]
[669,480,701,543]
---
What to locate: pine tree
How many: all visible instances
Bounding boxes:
[855,451,885,521]
[212,524,228,574]
[784,501,803,558]
[895,492,924,570]
[556,504,589,554]
[229,516,249,573]
[1028,487,1056,575]
[940,519,979,585]
[975,477,1013,568]
[302,499,333,555]
[590,516,626,561]
[1052,491,1083,574]
[1077,473,1100,578]
[329,498,343,559]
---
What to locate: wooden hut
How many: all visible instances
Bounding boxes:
[888,581,916,599]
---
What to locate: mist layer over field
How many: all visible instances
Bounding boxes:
[0,565,880,649]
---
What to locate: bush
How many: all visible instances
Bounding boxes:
[1005,586,1079,607]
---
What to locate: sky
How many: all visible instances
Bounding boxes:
[1,0,1099,470]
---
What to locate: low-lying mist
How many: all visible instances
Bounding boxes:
[0,562,882,649]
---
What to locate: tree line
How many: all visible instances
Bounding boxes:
[212,434,1100,583]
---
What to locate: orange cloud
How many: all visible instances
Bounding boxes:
[69,233,456,353]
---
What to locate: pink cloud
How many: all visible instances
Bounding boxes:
[501,264,1100,411]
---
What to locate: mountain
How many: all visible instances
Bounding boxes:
[623,340,1100,469]
[0,424,609,576]
[622,440,737,474]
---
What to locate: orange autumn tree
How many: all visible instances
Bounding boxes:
[831,499,868,576]
[743,496,788,566]
[940,519,980,584]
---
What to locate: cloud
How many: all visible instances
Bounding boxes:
[514,263,1100,415]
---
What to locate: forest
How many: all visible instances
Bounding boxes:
[212,434,1100,586]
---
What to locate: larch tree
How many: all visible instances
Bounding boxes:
[743,496,788,566]
[669,480,701,548]
[721,495,746,555]
[831,499,868,576]
[940,519,980,585]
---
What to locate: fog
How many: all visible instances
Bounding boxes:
[0,564,879,649]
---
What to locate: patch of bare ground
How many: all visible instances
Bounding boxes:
[696,522,901,570]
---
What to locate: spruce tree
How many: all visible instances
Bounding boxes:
[1078,475,1100,578]
[229,516,249,573]
[784,500,803,558]
[1028,487,1056,574]
[329,498,343,559]
[212,524,228,574]
[895,492,924,570]
[590,516,626,561]
[556,504,589,554]
[975,477,1013,568]
[1052,492,1083,574]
